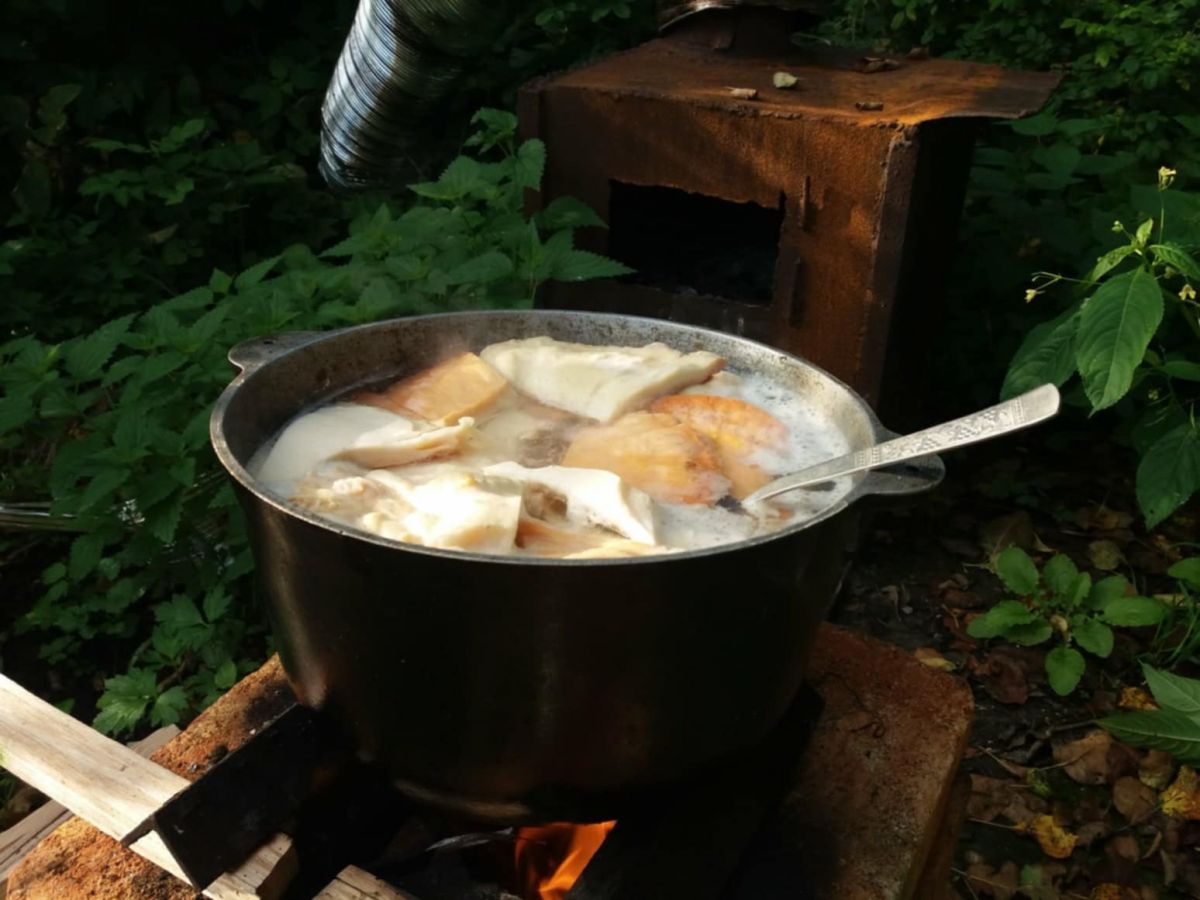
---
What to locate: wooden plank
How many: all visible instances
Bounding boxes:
[315,866,417,899]
[0,726,180,889]
[0,675,295,899]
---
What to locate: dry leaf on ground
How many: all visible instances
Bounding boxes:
[1021,814,1079,859]
[973,646,1041,704]
[1088,539,1125,571]
[980,510,1042,559]
[915,647,956,671]
[968,775,1048,824]
[1054,730,1115,785]
[1140,750,1174,790]
[1162,766,1200,820]
[1076,504,1133,532]
[1118,687,1157,710]
[1088,885,1123,900]
[1112,775,1158,824]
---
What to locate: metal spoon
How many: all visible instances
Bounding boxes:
[742,383,1062,506]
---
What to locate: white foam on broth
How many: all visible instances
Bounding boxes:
[248,344,855,558]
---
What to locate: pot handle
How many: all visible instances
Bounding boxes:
[858,427,946,498]
[227,331,321,374]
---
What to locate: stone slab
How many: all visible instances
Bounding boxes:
[6,625,972,899]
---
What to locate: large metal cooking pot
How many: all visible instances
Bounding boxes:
[210,310,941,823]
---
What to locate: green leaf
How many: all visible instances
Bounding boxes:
[1098,595,1166,627]
[1169,557,1200,590]
[155,595,204,631]
[68,532,105,581]
[1088,575,1130,610]
[994,546,1039,595]
[514,139,546,190]
[1042,555,1079,598]
[1087,245,1136,283]
[1000,307,1078,400]
[203,588,232,623]
[209,269,233,295]
[967,600,1039,638]
[1100,709,1200,764]
[94,669,157,735]
[551,248,634,282]
[1010,111,1056,136]
[234,254,280,290]
[1006,620,1054,647]
[1070,617,1113,658]
[64,313,136,379]
[151,687,189,726]
[213,659,238,690]
[1075,268,1163,411]
[1136,423,1200,527]
[445,251,513,285]
[1045,646,1085,695]
[1161,360,1200,382]
[0,393,35,435]
[1134,217,1155,246]
[536,197,607,231]
[1151,243,1200,281]
[1143,664,1200,715]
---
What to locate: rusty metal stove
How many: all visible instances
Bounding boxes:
[520,7,1059,416]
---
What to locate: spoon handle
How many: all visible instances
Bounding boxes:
[744,383,1061,504]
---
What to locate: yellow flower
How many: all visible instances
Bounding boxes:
[1159,166,1178,189]
[1025,288,1040,302]
[1182,283,1197,301]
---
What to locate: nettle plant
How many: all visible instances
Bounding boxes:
[0,109,630,734]
[969,546,1166,696]
[1004,168,1200,528]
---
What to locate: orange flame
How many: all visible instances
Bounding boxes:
[514,821,615,900]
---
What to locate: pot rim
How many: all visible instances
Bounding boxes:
[209,309,933,567]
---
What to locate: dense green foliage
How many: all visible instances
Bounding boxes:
[0,0,647,734]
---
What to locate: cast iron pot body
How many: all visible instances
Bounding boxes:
[210,311,939,822]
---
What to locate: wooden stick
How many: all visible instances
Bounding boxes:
[0,725,179,890]
[314,866,417,899]
[0,674,294,899]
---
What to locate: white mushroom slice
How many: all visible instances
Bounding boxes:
[333,418,477,469]
[483,462,658,545]
[364,470,522,553]
[565,542,672,559]
[253,404,407,488]
[479,337,724,423]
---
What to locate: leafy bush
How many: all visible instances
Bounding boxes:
[1,111,630,733]
[1003,169,1200,526]
[969,546,1166,695]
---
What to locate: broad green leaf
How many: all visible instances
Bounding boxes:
[144,493,185,544]
[1100,709,1200,764]
[1136,423,1200,527]
[1001,307,1079,399]
[234,254,280,290]
[1042,555,1079,598]
[213,659,238,690]
[1086,245,1135,283]
[1099,595,1166,627]
[1070,616,1113,658]
[1161,360,1200,382]
[1010,111,1056,136]
[1143,664,1200,715]
[1151,243,1200,281]
[1088,575,1130,610]
[994,546,1039,595]
[203,589,233,623]
[966,599,1039,638]
[155,595,205,631]
[536,196,607,231]
[514,139,546,191]
[1075,268,1163,410]
[1169,557,1200,590]
[65,313,136,379]
[1032,143,1080,176]
[0,393,34,435]
[444,251,513,285]
[68,532,105,581]
[151,687,190,726]
[94,669,157,735]
[1006,620,1054,647]
[1045,646,1085,695]
[551,248,634,282]
[209,268,233,295]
